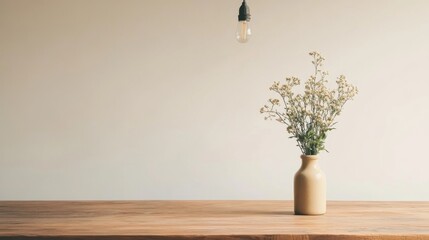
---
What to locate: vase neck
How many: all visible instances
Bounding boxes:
[300,155,319,168]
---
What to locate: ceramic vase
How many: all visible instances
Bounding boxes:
[294,155,326,215]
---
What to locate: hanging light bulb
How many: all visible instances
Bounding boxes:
[236,0,251,43]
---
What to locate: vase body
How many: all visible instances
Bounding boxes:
[294,155,326,215]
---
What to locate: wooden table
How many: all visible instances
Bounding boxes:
[0,201,428,239]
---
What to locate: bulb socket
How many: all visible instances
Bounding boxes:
[238,0,251,21]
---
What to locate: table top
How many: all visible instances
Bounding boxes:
[0,201,428,239]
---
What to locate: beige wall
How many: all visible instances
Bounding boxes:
[1,0,428,200]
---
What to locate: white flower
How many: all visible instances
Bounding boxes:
[260,52,358,155]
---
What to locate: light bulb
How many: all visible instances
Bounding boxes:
[236,0,251,43]
[236,20,251,43]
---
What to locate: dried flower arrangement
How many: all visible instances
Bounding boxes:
[260,52,358,155]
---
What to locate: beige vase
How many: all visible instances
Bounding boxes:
[294,155,326,215]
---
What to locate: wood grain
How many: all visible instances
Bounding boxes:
[0,201,428,239]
